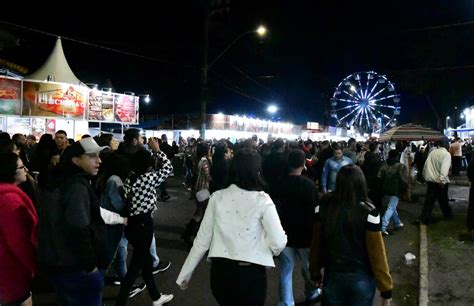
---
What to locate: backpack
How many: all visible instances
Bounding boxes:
[380,163,408,196]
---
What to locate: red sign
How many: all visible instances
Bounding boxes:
[22,80,87,118]
[114,94,138,124]
[0,76,21,115]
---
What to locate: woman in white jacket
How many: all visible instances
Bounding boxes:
[176,148,287,306]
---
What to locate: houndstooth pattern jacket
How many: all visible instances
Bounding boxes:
[124,151,173,216]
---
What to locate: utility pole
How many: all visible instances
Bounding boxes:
[200,0,231,139]
[200,7,210,139]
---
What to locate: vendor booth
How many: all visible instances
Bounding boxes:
[0,37,139,139]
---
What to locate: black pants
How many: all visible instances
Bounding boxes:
[116,214,160,306]
[159,180,169,198]
[421,182,452,224]
[467,186,474,231]
[368,188,383,212]
[210,258,266,306]
[452,156,462,176]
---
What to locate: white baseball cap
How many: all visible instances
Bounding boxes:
[69,137,109,156]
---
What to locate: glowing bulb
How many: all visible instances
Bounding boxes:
[256,26,267,36]
[267,105,278,113]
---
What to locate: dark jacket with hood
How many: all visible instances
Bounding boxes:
[378,158,408,196]
[38,168,108,273]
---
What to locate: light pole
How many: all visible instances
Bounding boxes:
[200,25,267,139]
[446,116,450,131]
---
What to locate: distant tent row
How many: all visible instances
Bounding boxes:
[379,123,444,142]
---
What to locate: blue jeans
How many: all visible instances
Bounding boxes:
[323,272,375,306]
[278,247,319,306]
[112,236,128,279]
[150,234,159,268]
[382,196,402,231]
[49,270,104,306]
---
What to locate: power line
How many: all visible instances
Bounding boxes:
[226,61,282,98]
[0,19,198,69]
[391,64,474,73]
[208,70,268,104]
[1,19,273,102]
[406,20,474,32]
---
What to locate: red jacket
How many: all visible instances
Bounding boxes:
[0,183,38,303]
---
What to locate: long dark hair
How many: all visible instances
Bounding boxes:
[333,164,368,207]
[98,133,113,147]
[0,152,19,183]
[212,142,228,164]
[226,148,266,191]
[326,165,369,232]
[95,152,130,195]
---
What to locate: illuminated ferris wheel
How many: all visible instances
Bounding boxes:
[330,71,401,134]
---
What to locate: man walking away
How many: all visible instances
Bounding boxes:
[379,150,408,235]
[276,149,321,305]
[420,137,453,225]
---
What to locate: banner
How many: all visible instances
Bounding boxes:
[0,77,21,115]
[31,118,46,138]
[7,117,31,135]
[88,90,114,122]
[114,94,138,124]
[22,80,87,119]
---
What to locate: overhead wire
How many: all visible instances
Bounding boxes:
[0,19,198,69]
[208,69,268,104]
[225,60,282,98]
[1,19,276,103]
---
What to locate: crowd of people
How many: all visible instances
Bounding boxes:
[1,128,473,306]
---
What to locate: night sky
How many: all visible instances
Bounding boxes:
[2,0,474,129]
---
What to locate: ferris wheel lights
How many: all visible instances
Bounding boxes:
[355,74,360,81]
[368,74,374,80]
[393,97,400,103]
[344,81,351,86]
[378,78,386,84]
[350,85,356,92]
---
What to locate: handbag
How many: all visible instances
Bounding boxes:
[196,189,210,202]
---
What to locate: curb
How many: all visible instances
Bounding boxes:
[419,224,429,306]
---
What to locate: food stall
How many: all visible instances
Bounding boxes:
[0,37,139,139]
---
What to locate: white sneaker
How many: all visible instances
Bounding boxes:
[153,293,174,305]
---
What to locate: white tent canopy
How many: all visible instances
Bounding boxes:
[26,36,83,85]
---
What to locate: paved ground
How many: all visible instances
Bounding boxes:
[31,170,474,306]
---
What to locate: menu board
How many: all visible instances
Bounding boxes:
[0,76,21,115]
[114,94,138,124]
[46,119,56,135]
[7,117,31,135]
[31,118,46,138]
[22,80,87,119]
[88,90,114,122]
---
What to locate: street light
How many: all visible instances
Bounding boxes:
[207,25,268,69]
[446,116,450,130]
[139,94,151,103]
[200,25,268,139]
[256,25,267,36]
[267,105,278,114]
